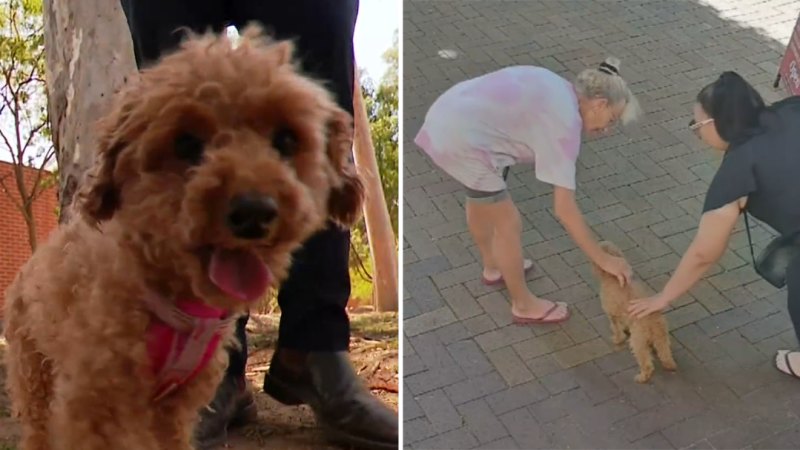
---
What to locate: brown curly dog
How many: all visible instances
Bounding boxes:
[2,26,363,450]
[591,241,677,383]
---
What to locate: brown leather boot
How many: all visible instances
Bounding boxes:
[263,349,398,449]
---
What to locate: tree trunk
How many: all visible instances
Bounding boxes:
[42,0,136,223]
[11,162,37,250]
[352,68,398,312]
[24,205,37,251]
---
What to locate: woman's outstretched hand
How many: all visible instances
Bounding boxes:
[598,254,633,287]
[629,294,670,319]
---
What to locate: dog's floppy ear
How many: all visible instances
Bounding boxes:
[325,108,364,227]
[78,138,124,224]
[78,98,137,224]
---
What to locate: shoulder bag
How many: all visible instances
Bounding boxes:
[744,211,800,289]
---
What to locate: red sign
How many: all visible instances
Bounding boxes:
[778,12,800,95]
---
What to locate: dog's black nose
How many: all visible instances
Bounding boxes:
[226,193,278,239]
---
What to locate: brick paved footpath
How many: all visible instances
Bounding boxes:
[402,1,800,448]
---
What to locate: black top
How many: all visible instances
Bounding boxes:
[703,96,800,235]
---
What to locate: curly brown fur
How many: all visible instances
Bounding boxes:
[591,241,677,383]
[2,26,363,450]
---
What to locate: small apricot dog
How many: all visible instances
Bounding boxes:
[2,27,362,450]
[591,241,677,383]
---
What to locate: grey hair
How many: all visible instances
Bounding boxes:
[574,56,642,125]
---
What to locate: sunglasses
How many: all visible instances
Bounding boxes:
[688,118,713,131]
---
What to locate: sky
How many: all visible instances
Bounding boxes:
[354,0,400,82]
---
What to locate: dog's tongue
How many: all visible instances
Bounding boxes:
[208,248,272,302]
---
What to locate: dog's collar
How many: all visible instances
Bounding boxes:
[141,293,236,401]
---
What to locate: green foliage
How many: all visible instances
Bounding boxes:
[257,33,399,308]
[0,0,48,148]
[349,266,373,306]
[0,0,44,73]
[361,29,398,235]
[348,30,399,302]
[0,0,54,251]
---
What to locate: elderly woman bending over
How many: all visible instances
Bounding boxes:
[415,57,642,324]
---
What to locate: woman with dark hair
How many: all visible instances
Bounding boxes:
[629,71,800,378]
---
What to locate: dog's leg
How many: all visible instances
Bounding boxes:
[609,315,627,346]
[153,402,202,450]
[652,321,677,371]
[154,357,227,450]
[49,350,160,450]
[4,333,53,450]
[629,325,654,383]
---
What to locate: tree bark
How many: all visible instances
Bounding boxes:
[352,68,398,312]
[42,0,136,223]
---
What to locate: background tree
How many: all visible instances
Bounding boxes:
[0,0,55,250]
[365,30,398,234]
[42,0,135,223]
[350,31,399,311]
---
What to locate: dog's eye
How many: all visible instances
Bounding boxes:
[174,133,205,165]
[272,128,298,157]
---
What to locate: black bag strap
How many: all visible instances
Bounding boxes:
[743,210,757,267]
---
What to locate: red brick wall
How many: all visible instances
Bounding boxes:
[0,161,59,316]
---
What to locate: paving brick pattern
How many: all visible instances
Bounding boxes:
[402,1,800,448]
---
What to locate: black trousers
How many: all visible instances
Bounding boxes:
[119,0,359,379]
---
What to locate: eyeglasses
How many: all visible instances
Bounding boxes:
[688,118,713,131]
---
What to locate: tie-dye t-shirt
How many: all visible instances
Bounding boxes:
[414,66,582,192]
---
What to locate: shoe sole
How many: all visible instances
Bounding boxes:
[320,422,398,450]
[482,261,534,286]
[264,375,397,449]
[317,422,400,450]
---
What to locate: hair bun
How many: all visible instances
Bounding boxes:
[718,71,746,84]
[598,56,621,75]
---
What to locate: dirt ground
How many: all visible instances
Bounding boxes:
[0,312,398,450]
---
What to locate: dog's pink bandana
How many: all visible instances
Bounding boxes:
[143,295,236,401]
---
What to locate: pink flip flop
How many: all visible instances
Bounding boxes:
[482,259,534,286]
[512,302,570,325]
